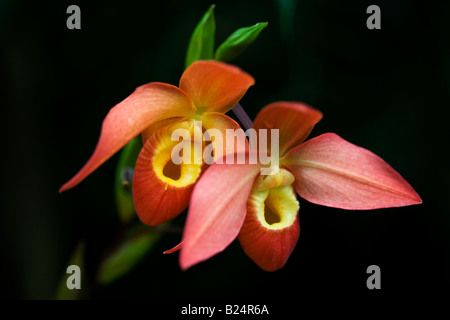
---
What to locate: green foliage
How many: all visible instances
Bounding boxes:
[185,5,216,68]
[215,22,268,62]
[55,241,85,300]
[97,226,163,286]
[114,136,142,223]
[185,6,267,67]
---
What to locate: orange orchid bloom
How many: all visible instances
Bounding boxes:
[60,60,254,225]
[179,102,422,271]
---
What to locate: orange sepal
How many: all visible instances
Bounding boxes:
[179,60,254,113]
[253,102,323,156]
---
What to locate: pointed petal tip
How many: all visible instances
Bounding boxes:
[409,185,422,204]
[163,242,182,255]
[180,264,190,272]
[400,182,422,205]
[59,175,81,193]
[179,259,192,271]
[179,249,211,271]
[409,191,423,205]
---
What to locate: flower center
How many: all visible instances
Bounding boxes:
[162,158,182,180]
[264,202,281,225]
[254,167,295,190]
[248,184,299,230]
[152,121,203,188]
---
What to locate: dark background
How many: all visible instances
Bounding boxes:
[1,0,448,305]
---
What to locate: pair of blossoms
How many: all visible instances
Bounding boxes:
[60,61,421,271]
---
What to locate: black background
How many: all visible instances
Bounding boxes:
[1,0,448,306]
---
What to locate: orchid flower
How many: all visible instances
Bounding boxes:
[179,102,422,271]
[60,60,254,225]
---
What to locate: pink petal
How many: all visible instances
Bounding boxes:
[282,133,422,209]
[60,83,194,192]
[180,153,262,270]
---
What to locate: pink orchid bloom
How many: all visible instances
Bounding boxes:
[60,60,254,225]
[179,102,422,271]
